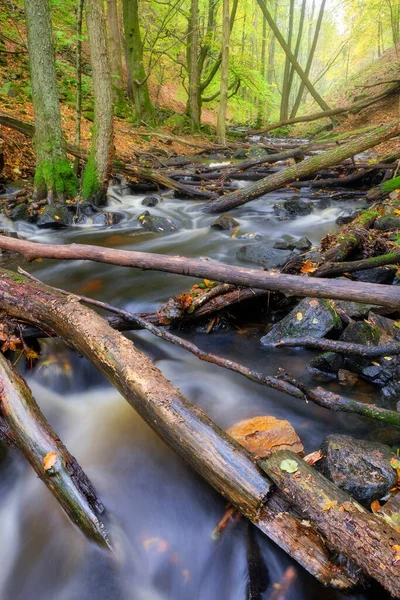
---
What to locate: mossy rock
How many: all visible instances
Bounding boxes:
[164,113,193,134]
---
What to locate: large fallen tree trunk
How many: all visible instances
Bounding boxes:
[0,352,110,547]
[249,83,400,135]
[203,122,400,212]
[0,268,357,588]
[261,450,400,597]
[0,235,399,307]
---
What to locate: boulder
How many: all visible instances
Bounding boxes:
[335,214,354,225]
[237,243,293,268]
[37,204,72,228]
[232,148,248,159]
[352,267,397,285]
[261,297,342,345]
[308,351,344,376]
[294,236,312,251]
[282,197,313,216]
[142,196,159,207]
[138,211,179,234]
[340,321,381,346]
[374,215,400,231]
[210,214,239,230]
[316,197,332,210]
[318,434,397,505]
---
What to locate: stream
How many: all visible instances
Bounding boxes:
[0,181,393,600]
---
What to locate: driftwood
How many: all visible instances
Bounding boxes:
[270,336,400,357]
[0,352,110,547]
[0,236,399,308]
[260,450,400,597]
[0,268,357,588]
[203,123,400,212]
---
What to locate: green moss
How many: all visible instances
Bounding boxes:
[358,210,379,224]
[81,150,101,200]
[382,176,400,193]
[34,157,78,200]
[322,300,342,328]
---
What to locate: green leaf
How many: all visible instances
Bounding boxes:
[280,459,299,473]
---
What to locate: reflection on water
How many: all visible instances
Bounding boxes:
[0,186,391,600]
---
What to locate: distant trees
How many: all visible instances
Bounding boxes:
[24,0,77,202]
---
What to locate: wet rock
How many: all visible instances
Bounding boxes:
[367,312,400,343]
[335,214,354,225]
[236,232,263,241]
[142,196,159,207]
[37,204,72,228]
[352,267,397,285]
[165,156,192,167]
[357,364,392,386]
[374,214,400,231]
[338,369,358,388]
[283,197,313,216]
[138,210,179,234]
[340,321,381,346]
[237,243,293,268]
[233,148,248,159]
[334,300,376,319]
[308,351,344,375]
[318,434,397,505]
[92,211,122,226]
[316,197,331,210]
[294,236,312,251]
[261,297,342,345]
[10,203,29,221]
[273,241,291,250]
[210,213,239,230]
[381,381,400,403]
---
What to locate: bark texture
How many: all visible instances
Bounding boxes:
[216,0,230,143]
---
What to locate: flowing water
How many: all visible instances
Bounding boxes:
[0,184,393,600]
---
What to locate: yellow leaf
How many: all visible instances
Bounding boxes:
[296,312,303,321]
[301,259,317,274]
[43,451,57,471]
[322,500,337,511]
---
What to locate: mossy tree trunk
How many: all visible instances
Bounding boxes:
[106,0,124,103]
[187,0,201,128]
[82,0,114,204]
[122,0,153,122]
[24,0,77,202]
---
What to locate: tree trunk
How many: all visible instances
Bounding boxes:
[286,0,307,110]
[256,0,331,115]
[106,0,123,102]
[74,0,84,175]
[122,0,153,121]
[280,0,294,121]
[82,0,114,204]
[0,269,359,589]
[187,0,201,128]
[0,352,110,547]
[24,0,77,201]
[266,0,277,85]
[216,0,230,143]
[203,122,400,212]
[290,0,326,118]
[260,450,400,597]
[0,235,399,308]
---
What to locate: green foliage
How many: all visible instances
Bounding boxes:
[81,150,101,200]
[34,157,78,199]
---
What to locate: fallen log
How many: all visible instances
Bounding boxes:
[17,270,400,429]
[0,268,357,587]
[203,122,400,213]
[260,450,400,597]
[270,336,400,357]
[316,249,400,278]
[0,352,110,547]
[249,83,400,135]
[0,235,399,307]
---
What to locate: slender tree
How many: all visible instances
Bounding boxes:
[24,0,77,202]
[280,0,294,120]
[122,0,153,121]
[74,0,84,175]
[82,0,114,203]
[216,0,230,143]
[187,0,201,127]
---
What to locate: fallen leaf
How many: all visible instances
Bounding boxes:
[43,451,57,471]
[309,299,319,308]
[280,459,299,473]
[371,500,381,512]
[322,500,337,511]
[301,259,317,274]
[304,450,323,465]
[296,312,303,321]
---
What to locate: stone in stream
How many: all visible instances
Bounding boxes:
[273,197,313,219]
[294,236,312,251]
[318,434,397,506]
[10,203,29,221]
[308,351,344,379]
[261,297,342,345]
[316,197,332,210]
[374,214,400,231]
[37,204,73,228]
[352,266,397,285]
[210,213,239,230]
[335,214,354,226]
[232,147,248,159]
[138,211,179,234]
[381,381,400,403]
[237,243,294,268]
[337,368,358,388]
[142,196,159,207]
